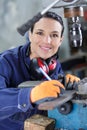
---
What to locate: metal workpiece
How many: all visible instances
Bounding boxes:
[38,90,76,110]
[18,81,42,88]
[77,77,87,94]
[72,78,87,104]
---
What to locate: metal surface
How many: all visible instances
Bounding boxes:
[18,81,42,88]
[38,90,76,110]
[77,77,87,94]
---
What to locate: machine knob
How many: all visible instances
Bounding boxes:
[58,101,73,115]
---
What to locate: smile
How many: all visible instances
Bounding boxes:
[40,46,51,51]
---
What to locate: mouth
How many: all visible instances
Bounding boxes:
[40,45,51,51]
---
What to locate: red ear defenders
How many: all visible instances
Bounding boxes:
[29,57,57,80]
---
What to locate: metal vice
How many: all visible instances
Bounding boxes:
[38,78,87,130]
[48,78,87,130]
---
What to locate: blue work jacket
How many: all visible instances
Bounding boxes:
[0,42,64,130]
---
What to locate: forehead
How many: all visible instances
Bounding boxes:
[34,17,62,32]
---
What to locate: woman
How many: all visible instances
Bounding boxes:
[0,11,80,130]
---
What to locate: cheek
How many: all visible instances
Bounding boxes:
[31,35,41,44]
[30,38,40,51]
[53,43,60,51]
[55,39,62,49]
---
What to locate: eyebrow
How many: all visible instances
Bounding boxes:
[35,29,43,32]
[51,31,59,34]
[35,29,59,34]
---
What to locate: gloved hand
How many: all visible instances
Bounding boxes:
[65,74,80,90]
[66,74,80,83]
[30,80,65,104]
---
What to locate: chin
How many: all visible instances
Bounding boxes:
[40,54,52,60]
[41,56,51,60]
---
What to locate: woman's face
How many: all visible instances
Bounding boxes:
[29,17,63,60]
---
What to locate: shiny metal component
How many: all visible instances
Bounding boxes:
[77,77,87,95]
[64,6,84,18]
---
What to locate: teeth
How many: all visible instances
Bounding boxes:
[41,46,51,50]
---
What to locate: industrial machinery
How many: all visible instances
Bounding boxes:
[49,78,87,130]
[17,0,87,47]
[37,77,87,130]
[19,74,87,129]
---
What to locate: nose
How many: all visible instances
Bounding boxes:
[43,36,52,44]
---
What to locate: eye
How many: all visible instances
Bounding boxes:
[51,34,59,38]
[36,31,43,36]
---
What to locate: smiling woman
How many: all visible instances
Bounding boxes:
[29,12,64,60]
[0,10,80,130]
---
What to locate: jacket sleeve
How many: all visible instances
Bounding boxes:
[0,75,34,120]
[0,55,34,120]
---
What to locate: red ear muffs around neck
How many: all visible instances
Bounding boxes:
[48,58,57,74]
[29,57,57,80]
[37,58,49,74]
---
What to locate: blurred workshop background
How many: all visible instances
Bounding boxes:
[0,0,87,78]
